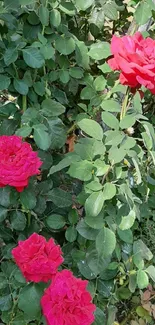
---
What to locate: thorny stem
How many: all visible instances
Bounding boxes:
[12,63,18,79]
[41,0,48,35]
[22,95,27,112]
[67,123,76,135]
[101,166,112,185]
[27,211,31,227]
[120,87,130,120]
[105,79,120,100]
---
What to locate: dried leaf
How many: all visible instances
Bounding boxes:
[142,303,152,313]
[66,134,77,152]
[142,290,151,302]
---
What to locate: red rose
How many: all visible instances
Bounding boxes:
[0,135,42,192]
[41,270,96,325]
[12,233,64,283]
[108,32,155,94]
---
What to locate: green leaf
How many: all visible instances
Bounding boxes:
[0,188,11,208]
[145,265,155,282]
[137,270,149,289]
[75,0,94,11]
[101,99,120,112]
[69,67,84,79]
[135,1,152,25]
[120,115,136,129]
[94,160,109,177]
[65,226,77,242]
[13,79,28,95]
[85,214,104,229]
[20,188,36,210]
[68,161,93,181]
[119,210,136,230]
[129,273,137,293]
[34,80,45,96]
[33,124,51,150]
[94,76,106,91]
[18,283,44,318]
[106,131,125,147]
[41,99,65,117]
[76,219,99,240]
[0,75,10,91]
[77,119,103,140]
[76,40,90,70]
[103,183,116,200]
[40,44,55,60]
[85,180,103,192]
[49,155,79,175]
[59,70,70,84]
[80,86,96,100]
[134,91,142,114]
[96,227,116,257]
[117,228,133,244]
[0,206,8,222]
[78,260,96,280]
[23,48,45,68]
[48,118,67,150]
[4,48,18,66]
[38,5,49,26]
[136,306,150,318]
[103,2,118,20]
[89,8,105,29]
[68,209,79,225]
[19,0,34,4]
[102,112,119,130]
[75,138,105,161]
[0,273,8,289]
[16,126,32,137]
[88,42,110,60]
[133,240,153,269]
[97,279,114,297]
[50,9,61,27]
[116,287,131,300]
[85,191,104,217]
[94,307,106,325]
[46,214,66,229]
[109,147,126,164]
[59,2,76,16]
[0,295,12,312]
[55,36,75,55]
[11,211,26,231]
[142,132,152,150]
[47,188,72,207]
[98,63,112,73]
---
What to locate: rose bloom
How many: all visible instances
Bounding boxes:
[12,233,64,283]
[108,32,155,94]
[41,270,96,325]
[0,135,42,192]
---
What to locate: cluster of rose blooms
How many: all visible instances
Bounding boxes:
[0,135,95,325]
[0,31,154,325]
[12,233,96,325]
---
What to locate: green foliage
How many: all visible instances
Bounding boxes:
[0,0,155,324]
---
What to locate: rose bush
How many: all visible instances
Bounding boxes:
[41,270,96,325]
[108,32,155,93]
[0,0,155,324]
[0,135,42,192]
[12,233,64,282]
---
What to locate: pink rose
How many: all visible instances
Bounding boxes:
[41,270,96,325]
[0,135,42,192]
[12,233,64,283]
[108,32,155,94]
